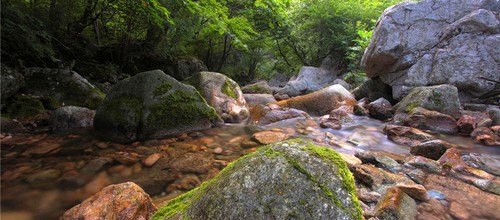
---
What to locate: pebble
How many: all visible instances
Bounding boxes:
[213,147,223,154]
[142,153,161,167]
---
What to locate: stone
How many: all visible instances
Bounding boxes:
[243,94,276,106]
[352,78,393,102]
[49,106,95,133]
[489,108,500,126]
[23,142,60,156]
[338,152,362,168]
[404,107,458,134]
[404,156,443,174]
[252,130,288,144]
[152,139,362,220]
[354,151,404,172]
[395,183,429,201]
[1,64,24,100]
[374,187,417,220]
[278,84,356,116]
[80,157,113,175]
[0,117,26,133]
[394,85,461,118]
[3,94,46,118]
[319,106,354,130]
[457,111,490,134]
[470,127,500,146]
[62,182,156,220]
[356,187,381,203]
[241,81,273,94]
[410,140,454,160]
[416,199,451,220]
[366,98,393,120]
[142,153,161,167]
[333,78,351,90]
[169,152,213,174]
[22,67,105,109]
[464,104,487,112]
[351,164,385,189]
[26,169,61,183]
[362,0,499,100]
[268,73,291,87]
[184,71,249,123]
[277,64,338,97]
[384,125,434,147]
[438,148,465,168]
[249,104,309,126]
[353,104,369,116]
[94,70,221,142]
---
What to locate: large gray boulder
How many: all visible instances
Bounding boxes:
[362,0,499,100]
[277,66,337,97]
[152,139,362,220]
[94,70,220,142]
[184,72,249,123]
[394,84,461,118]
[22,67,105,109]
[1,65,24,100]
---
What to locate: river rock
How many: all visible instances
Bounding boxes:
[243,94,276,106]
[252,130,288,144]
[352,78,393,102]
[49,106,95,133]
[404,107,458,134]
[362,0,499,100]
[470,127,500,146]
[1,64,24,100]
[268,73,291,87]
[410,140,454,160]
[278,84,356,116]
[333,78,351,90]
[366,98,393,120]
[184,71,249,123]
[62,182,156,220]
[277,65,337,97]
[384,125,434,147]
[488,108,500,126]
[241,81,273,94]
[394,84,461,118]
[249,104,309,125]
[152,139,362,220]
[319,106,354,130]
[374,187,417,220]
[22,67,105,109]
[94,70,220,142]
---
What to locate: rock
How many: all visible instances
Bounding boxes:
[277,84,356,116]
[366,98,393,120]
[94,70,220,142]
[243,94,276,106]
[362,0,499,100]
[319,106,354,130]
[142,153,161,167]
[339,152,362,168]
[268,73,291,87]
[384,125,434,147]
[169,152,213,174]
[277,65,337,97]
[26,169,61,183]
[3,94,45,118]
[62,182,156,220]
[252,130,288,144]
[488,108,500,126]
[438,148,464,168]
[351,164,385,189]
[174,57,208,80]
[395,183,429,201]
[394,85,461,118]
[416,199,451,220]
[249,104,309,125]
[23,142,60,156]
[333,78,351,90]
[353,104,369,116]
[464,103,488,112]
[80,157,113,175]
[49,106,95,133]
[0,117,26,133]
[404,107,458,134]
[184,72,249,123]
[1,64,24,100]
[152,139,362,220]
[374,187,417,220]
[22,67,105,109]
[357,187,381,203]
[410,140,454,160]
[352,78,393,102]
[457,111,490,134]
[241,81,272,94]
[404,156,443,174]
[470,127,500,146]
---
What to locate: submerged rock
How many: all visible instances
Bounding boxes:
[404,107,458,134]
[184,72,249,123]
[49,106,95,133]
[152,139,362,220]
[384,125,434,147]
[394,84,461,118]
[94,70,220,142]
[278,84,356,116]
[62,182,156,220]
[319,106,354,130]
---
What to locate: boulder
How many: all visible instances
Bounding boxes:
[489,108,500,126]
[410,140,454,160]
[152,139,362,220]
[249,104,308,126]
[366,98,393,120]
[352,78,393,102]
[184,72,249,123]
[394,84,461,118]
[174,57,208,80]
[3,94,45,118]
[277,84,356,116]
[361,0,499,100]
[94,70,220,142]
[22,67,105,109]
[49,106,95,133]
[268,73,291,87]
[277,66,337,97]
[404,107,458,134]
[1,65,24,100]
[374,187,417,220]
[243,94,276,107]
[241,81,272,94]
[384,125,434,147]
[62,182,156,220]
[333,78,351,90]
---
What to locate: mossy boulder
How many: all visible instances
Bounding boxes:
[22,67,105,109]
[394,84,461,118]
[2,94,45,118]
[152,139,362,220]
[94,70,220,142]
[184,72,249,123]
[1,64,25,100]
[241,81,273,94]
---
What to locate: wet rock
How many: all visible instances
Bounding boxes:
[0,117,27,133]
[438,148,464,168]
[80,157,113,175]
[243,94,276,106]
[406,169,427,184]
[94,70,221,142]
[410,140,454,160]
[366,98,393,120]
[249,104,308,125]
[167,174,202,192]
[354,151,403,172]
[404,156,443,174]
[169,152,213,174]
[353,104,369,116]
[374,187,416,220]
[395,183,428,201]
[142,153,161,167]
[26,169,61,183]
[404,107,458,134]
[152,139,362,220]
[464,103,488,112]
[111,152,138,165]
[3,94,46,118]
[470,127,500,146]
[62,182,156,220]
[277,84,356,116]
[319,106,354,130]
[394,85,461,118]
[416,199,451,220]
[457,115,478,134]
[23,142,61,156]
[184,72,249,123]
[384,125,434,147]
[357,187,381,203]
[49,106,95,133]
[241,81,272,94]
[352,164,385,189]
[252,130,288,144]
[462,153,500,176]
[1,64,25,100]
[489,108,500,126]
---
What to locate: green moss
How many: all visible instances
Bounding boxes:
[428,90,444,109]
[222,79,237,99]
[61,80,105,109]
[406,102,420,113]
[154,83,173,97]
[3,95,45,118]
[242,83,271,94]
[100,95,143,126]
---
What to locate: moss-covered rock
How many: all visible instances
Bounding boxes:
[184,72,249,123]
[394,84,461,118]
[152,139,362,220]
[241,81,273,94]
[1,64,25,100]
[22,67,105,109]
[3,94,45,118]
[94,70,221,142]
